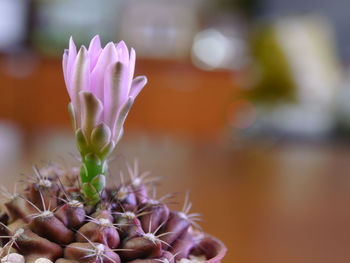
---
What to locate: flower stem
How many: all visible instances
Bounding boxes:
[80,153,108,205]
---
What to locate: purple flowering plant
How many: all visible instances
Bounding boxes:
[63,36,147,203]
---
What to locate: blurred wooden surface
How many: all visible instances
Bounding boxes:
[1,134,350,263]
[0,55,238,138]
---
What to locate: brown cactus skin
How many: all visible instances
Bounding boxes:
[76,210,120,248]
[4,196,36,223]
[191,235,227,263]
[0,211,9,225]
[28,182,60,211]
[64,242,120,263]
[91,210,114,222]
[139,203,169,234]
[114,214,143,241]
[7,219,28,233]
[112,186,138,211]
[0,225,10,247]
[15,229,63,261]
[29,214,74,245]
[159,211,191,249]
[76,221,120,249]
[170,229,196,260]
[119,236,162,261]
[131,184,149,204]
[55,203,86,229]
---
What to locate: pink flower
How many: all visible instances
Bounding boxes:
[62,36,147,149]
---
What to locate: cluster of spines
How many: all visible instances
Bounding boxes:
[0,161,204,263]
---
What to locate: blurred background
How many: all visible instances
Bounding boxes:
[1,0,350,262]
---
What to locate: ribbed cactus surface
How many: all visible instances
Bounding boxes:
[0,162,217,263]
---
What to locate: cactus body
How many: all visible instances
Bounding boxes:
[0,164,226,263]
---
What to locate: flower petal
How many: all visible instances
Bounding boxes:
[90,42,118,103]
[103,62,129,128]
[116,40,129,66]
[112,97,134,142]
[62,49,69,88]
[67,36,77,87]
[76,128,89,155]
[79,91,103,139]
[99,141,115,161]
[115,127,124,144]
[129,47,136,86]
[129,76,147,99]
[88,35,102,71]
[68,102,77,131]
[70,46,91,124]
[91,123,111,152]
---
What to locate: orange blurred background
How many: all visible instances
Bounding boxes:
[0,57,237,138]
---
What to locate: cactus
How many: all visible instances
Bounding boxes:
[0,36,226,263]
[0,162,226,263]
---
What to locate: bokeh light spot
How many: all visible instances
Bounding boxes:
[227,100,256,129]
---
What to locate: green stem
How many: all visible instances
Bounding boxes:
[80,153,108,205]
